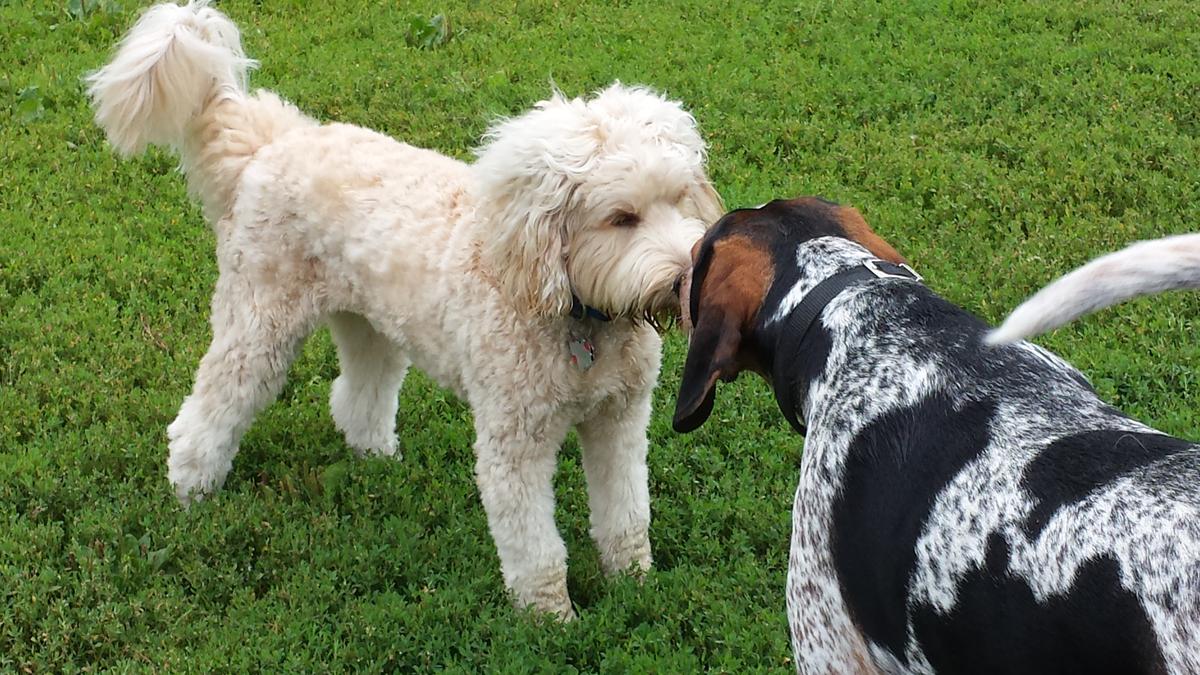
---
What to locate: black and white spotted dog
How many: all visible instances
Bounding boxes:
[672,197,1200,674]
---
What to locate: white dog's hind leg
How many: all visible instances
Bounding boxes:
[473,415,574,619]
[328,312,407,458]
[167,277,311,505]
[577,392,653,577]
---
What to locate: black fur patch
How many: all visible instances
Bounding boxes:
[1021,430,1195,538]
[761,320,833,428]
[831,394,999,657]
[911,534,1165,674]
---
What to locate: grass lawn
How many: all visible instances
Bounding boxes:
[3,0,1200,670]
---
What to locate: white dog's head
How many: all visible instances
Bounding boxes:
[472,83,723,321]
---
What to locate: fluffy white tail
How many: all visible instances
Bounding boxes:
[986,233,1200,344]
[86,0,255,155]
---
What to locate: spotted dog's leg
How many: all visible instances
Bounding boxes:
[787,465,884,675]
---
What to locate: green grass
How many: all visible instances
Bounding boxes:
[3,0,1200,670]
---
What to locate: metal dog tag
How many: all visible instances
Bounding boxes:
[568,336,596,371]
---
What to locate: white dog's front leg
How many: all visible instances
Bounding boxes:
[473,417,574,620]
[576,391,653,577]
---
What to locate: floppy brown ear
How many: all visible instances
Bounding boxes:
[836,206,906,264]
[672,308,745,433]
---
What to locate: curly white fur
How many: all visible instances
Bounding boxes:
[987,233,1200,344]
[89,1,721,619]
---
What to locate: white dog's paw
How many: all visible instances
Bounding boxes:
[519,583,576,622]
[344,433,400,460]
[166,458,225,507]
[330,376,401,459]
[598,527,653,578]
[166,416,232,507]
[551,602,577,622]
[511,565,576,621]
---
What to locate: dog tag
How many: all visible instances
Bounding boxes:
[568,336,595,371]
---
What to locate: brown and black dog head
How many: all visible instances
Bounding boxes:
[672,197,905,432]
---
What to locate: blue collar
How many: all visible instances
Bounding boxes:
[569,293,611,322]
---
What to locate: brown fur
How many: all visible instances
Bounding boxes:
[699,234,774,329]
[673,234,774,430]
[834,206,906,264]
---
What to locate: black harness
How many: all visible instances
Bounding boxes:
[772,260,922,433]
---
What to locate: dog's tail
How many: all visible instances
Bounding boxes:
[87,1,311,218]
[87,0,253,155]
[986,233,1200,344]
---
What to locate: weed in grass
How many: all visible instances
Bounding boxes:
[405,13,453,50]
[65,0,119,21]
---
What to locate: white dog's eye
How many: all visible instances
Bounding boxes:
[610,211,640,228]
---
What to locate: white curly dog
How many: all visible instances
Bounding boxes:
[88,1,721,618]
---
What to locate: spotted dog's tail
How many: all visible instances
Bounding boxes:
[986,233,1200,344]
[87,1,313,219]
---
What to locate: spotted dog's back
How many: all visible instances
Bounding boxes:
[673,199,1200,674]
[798,240,1200,673]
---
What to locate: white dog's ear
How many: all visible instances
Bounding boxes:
[475,184,575,317]
[472,98,581,316]
[689,175,725,226]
